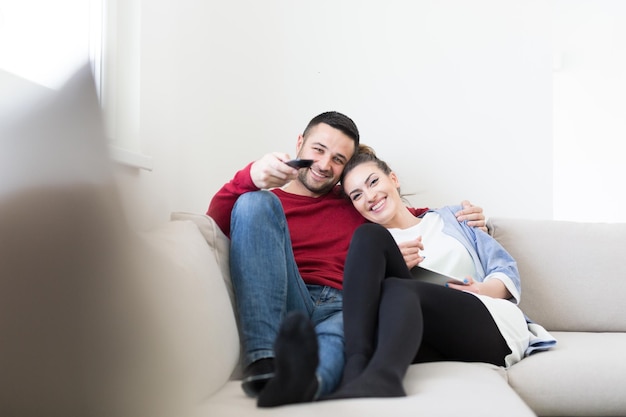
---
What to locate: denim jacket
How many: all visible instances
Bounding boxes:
[430,205,521,304]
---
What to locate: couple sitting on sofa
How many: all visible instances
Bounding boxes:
[207,111,555,408]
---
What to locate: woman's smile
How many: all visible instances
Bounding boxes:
[370,197,386,212]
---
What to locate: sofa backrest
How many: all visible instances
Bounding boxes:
[488,217,626,332]
[170,212,235,312]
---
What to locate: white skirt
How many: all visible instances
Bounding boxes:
[471,293,530,368]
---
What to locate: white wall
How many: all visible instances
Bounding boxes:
[120,0,552,229]
[553,0,626,222]
[4,1,624,229]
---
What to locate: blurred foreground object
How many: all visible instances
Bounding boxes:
[0,65,190,417]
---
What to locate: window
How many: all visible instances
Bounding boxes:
[0,0,90,89]
[0,0,151,170]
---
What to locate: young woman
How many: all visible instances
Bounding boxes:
[328,145,555,399]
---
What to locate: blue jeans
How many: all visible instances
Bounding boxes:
[229,191,344,397]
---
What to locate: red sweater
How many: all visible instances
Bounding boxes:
[207,163,427,289]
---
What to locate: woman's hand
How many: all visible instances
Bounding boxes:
[446,276,512,299]
[397,236,424,270]
[446,276,481,294]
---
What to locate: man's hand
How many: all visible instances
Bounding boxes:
[455,200,487,232]
[250,153,299,189]
[398,236,424,270]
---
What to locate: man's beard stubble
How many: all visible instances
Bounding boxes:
[297,169,337,197]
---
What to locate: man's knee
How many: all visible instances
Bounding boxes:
[231,191,282,224]
[233,190,279,212]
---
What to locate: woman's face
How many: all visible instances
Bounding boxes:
[342,162,403,227]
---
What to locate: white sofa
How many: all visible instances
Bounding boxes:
[4,205,625,417]
[159,212,626,417]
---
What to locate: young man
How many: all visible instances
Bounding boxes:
[207,111,485,407]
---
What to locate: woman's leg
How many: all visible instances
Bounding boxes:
[331,280,512,399]
[412,282,511,366]
[339,224,413,387]
[335,223,511,399]
[329,277,423,398]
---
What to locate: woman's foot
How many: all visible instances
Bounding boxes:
[325,368,406,400]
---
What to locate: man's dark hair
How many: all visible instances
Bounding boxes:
[302,111,360,147]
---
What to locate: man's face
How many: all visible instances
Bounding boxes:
[294,123,356,197]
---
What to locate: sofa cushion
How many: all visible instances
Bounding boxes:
[508,331,626,417]
[488,217,626,332]
[169,212,244,379]
[141,220,240,400]
[198,362,535,417]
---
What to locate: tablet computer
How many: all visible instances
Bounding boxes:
[410,265,466,286]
